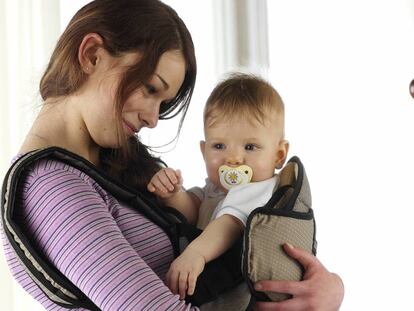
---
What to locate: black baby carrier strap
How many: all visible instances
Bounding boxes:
[1,148,102,310]
[1,147,243,309]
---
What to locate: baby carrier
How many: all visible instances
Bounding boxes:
[1,147,316,310]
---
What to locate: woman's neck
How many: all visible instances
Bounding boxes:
[20,96,100,165]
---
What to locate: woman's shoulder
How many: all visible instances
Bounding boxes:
[20,155,86,180]
[15,153,109,202]
[16,141,88,176]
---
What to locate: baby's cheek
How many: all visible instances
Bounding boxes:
[251,163,276,182]
[205,164,220,186]
[206,166,218,181]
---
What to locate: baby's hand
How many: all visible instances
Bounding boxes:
[147,168,183,199]
[166,247,206,300]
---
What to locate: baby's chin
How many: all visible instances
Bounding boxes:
[210,179,229,193]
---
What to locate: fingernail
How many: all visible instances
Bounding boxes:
[285,242,294,249]
[254,283,262,291]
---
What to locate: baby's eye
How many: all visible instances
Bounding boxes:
[245,144,257,151]
[213,143,225,150]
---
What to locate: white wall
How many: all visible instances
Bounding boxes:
[267,1,414,310]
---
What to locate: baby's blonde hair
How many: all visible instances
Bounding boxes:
[204,73,285,135]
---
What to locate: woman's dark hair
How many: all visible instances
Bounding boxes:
[39,0,197,191]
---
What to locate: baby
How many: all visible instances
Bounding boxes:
[147,73,289,300]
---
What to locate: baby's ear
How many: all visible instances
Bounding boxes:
[275,140,289,169]
[200,141,206,160]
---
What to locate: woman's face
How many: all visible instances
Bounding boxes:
[82,50,186,148]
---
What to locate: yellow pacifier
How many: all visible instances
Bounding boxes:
[218,165,253,190]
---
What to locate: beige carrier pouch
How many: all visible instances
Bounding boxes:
[242,157,316,302]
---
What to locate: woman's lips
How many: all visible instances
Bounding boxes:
[123,120,138,135]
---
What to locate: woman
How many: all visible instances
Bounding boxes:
[1,0,344,310]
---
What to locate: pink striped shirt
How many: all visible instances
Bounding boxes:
[1,157,199,310]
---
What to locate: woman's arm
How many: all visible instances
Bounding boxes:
[254,244,344,311]
[23,164,199,311]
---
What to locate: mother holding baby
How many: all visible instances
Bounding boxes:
[1,0,344,310]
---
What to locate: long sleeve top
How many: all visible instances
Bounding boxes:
[1,157,199,311]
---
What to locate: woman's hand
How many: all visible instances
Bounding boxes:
[147,168,183,199]
[254,243,344,311]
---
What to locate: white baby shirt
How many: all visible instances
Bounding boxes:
[189,175,279,228]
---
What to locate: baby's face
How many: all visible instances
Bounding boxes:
[200,114,288,192]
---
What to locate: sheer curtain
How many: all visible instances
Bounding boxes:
[0,0,60,176]
[0,2,60,310]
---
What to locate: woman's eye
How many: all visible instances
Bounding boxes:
[245,144,257,151]
[213,143,225,150]
[145,84,157,95]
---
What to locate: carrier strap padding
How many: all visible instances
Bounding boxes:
[48,148,178,236]
[265,156,311,213]
[242,155,317,304]
[1,148,100,310]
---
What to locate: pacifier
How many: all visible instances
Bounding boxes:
[218,165,253,190]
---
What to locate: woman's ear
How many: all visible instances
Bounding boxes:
[275,139,289,169]
[78,33,104,74]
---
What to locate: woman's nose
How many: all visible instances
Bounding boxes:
[142,102,160,128]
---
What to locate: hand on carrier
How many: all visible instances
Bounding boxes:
[147,168,183,199]
[253,243,344,311]
[166,246,206,300]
